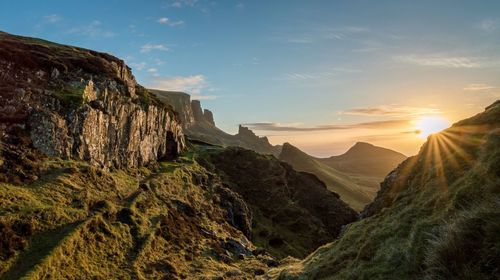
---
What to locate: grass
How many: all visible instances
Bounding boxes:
[267,103,500,279]
[0,149,273,279]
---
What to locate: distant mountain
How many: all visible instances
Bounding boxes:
[279,142,405,210]
[268,101,500,279]
[150,89,281,156]
[279,143,375,211]
[318,142,407,178]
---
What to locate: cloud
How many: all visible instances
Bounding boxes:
[342,105,441,117]
[243,120,411,132]
[140,43,169,53]
[463,83,494,91]
[236,2,245,9]
[157,17,185,26]
[168,0,210,12]
[280,68,360,81]
[393,54,487,68]
[68,20,116,38]
[43,14,61,23]
[170,0,199,7]
[130,62,146,71]
[478,19,498,31]
[324,26,369,40]
[149,75,216,99]
[281,72,334,81]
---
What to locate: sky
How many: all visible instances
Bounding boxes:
[1,0,499,156]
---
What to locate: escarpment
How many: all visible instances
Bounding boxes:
[151,89,282,156]
[0,31,185,170]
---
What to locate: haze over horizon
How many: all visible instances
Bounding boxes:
[1,0,499,156]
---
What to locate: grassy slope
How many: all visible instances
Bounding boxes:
[318,142,407,178]
[197,147,358,259]
[268,101,500,280]
[279,143,372,211]
[0,151,273,279]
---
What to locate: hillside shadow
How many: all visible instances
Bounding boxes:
[1,221,83,280]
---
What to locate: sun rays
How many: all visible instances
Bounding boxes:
[392,124,488,196]
[415,116,450,139]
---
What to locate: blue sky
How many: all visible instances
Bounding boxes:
[1,0,499,155]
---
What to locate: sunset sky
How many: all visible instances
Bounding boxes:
[1,0,499,156]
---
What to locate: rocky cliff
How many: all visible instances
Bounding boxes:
[148,90,194,126]
[0,31,185,170]
[150,90,281,156]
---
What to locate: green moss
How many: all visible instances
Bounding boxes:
[52,85,84,107]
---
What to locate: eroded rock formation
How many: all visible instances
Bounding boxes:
[0,31,185,170]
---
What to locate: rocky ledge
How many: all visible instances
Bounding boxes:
[0,31,185,170]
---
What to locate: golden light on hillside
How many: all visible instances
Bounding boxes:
[415,116,449,138]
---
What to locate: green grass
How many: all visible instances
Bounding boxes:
[267,104,500,279]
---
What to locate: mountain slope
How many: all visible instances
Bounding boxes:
[268,100,500,279]
[279,143,372,211]
[198,146,358,258]
[318,142,407,178]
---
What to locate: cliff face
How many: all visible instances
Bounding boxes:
[150,90,281,156]
[0,31,185,170]
[150,89,215,127]
[148,90,194,126]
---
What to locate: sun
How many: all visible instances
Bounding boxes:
[415,116,449,138]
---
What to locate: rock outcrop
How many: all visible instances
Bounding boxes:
[150,90,282,156]
[148,90,194,126]
[0,31,185,170]
[203,109,215,126]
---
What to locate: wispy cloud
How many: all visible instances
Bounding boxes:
[463,83,494,91]
[68,20,116,38]
[168,0,210,12]
[43,14,61,23]
[243,120,411,132]
[130,62,146,71]
[148,75,216,99]
[281,72,334,81]
[280,67,360,81]
[342,105,441,117]
[140,43,169,53]
[170,0,199,7]
[324,26,369,40]
[157,17,185,27]
[394,54,488,68]
[478,19,498,31]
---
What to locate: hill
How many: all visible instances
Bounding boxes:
[279,143,373,211]
[318,142,407,178]
[0,31,357,279]
[268,101,500,279]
